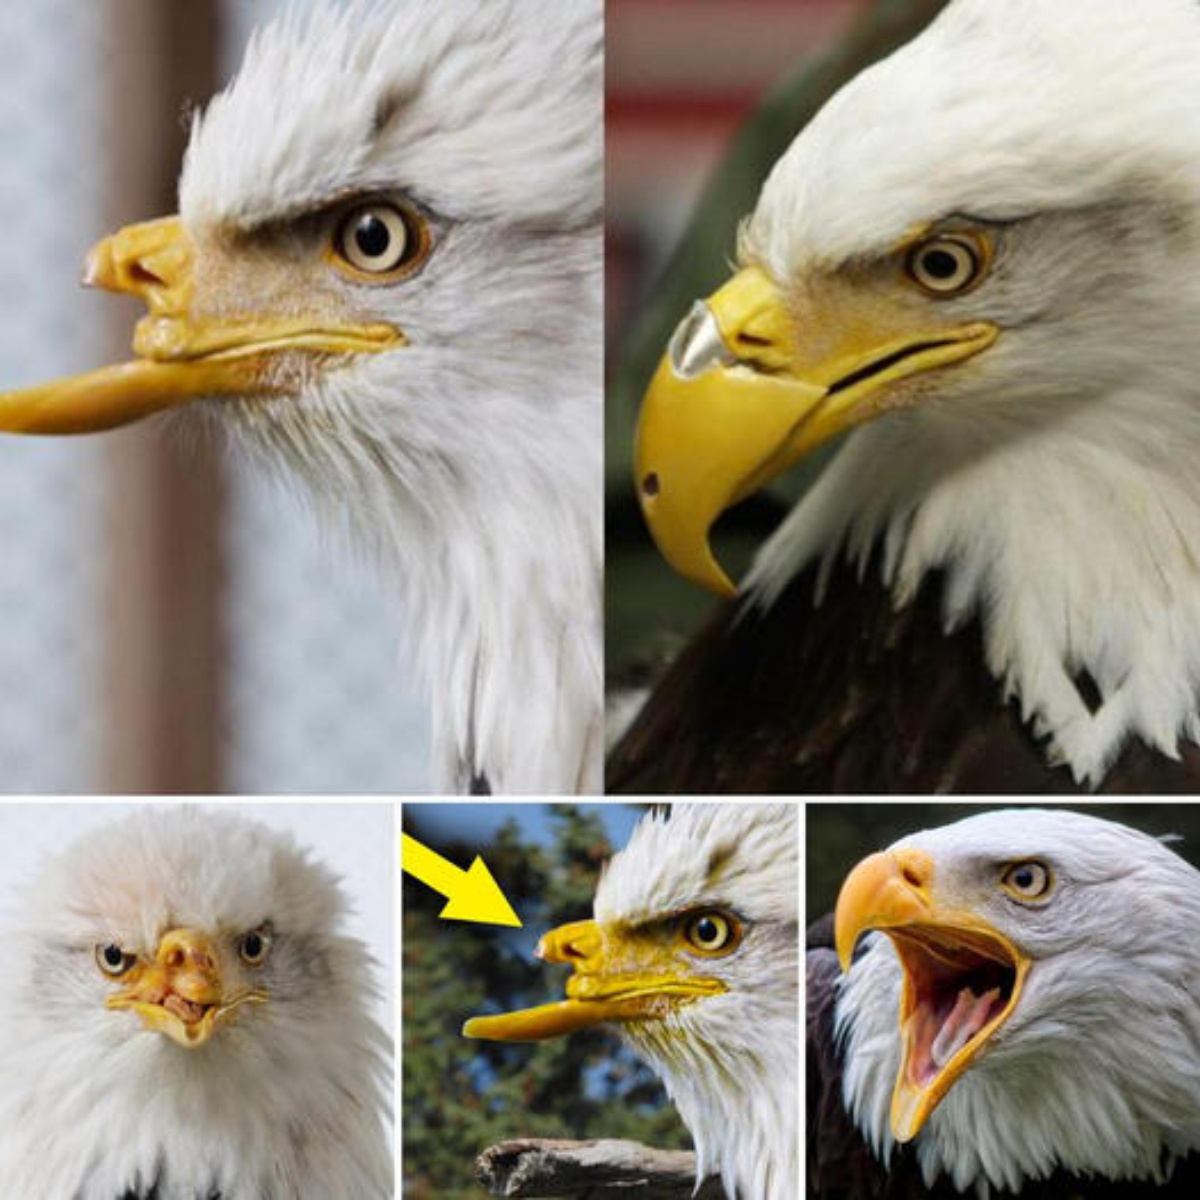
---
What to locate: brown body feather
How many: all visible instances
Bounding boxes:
[610,560,1200,794]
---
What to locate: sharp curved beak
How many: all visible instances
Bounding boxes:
[634,265,997,595]
[0,215,402,435]
[835,849,1030,1142]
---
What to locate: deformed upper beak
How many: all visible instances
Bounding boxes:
[462,917,726,1043]
[106,926,267,1050]
[0,214,401,435]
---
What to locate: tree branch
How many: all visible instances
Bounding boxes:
[475,1138,727,1198]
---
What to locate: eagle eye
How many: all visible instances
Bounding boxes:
[95,943,137,978]
[1000,860,1053,901]
[332,200,429,282]
[683,909,742,956]
[906,233,988,296]
[238,925,273,967]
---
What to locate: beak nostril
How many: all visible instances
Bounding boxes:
[642,472,659,498]
[737,332,771,348]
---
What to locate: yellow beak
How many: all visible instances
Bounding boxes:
[0,216,402,435]
[634,266,997,595]
[462,917,726,1042]
[835,849,1029,1142]
[105,926,268,1050]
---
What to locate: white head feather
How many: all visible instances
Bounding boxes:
[837,808,1200,1194]
[180,0,602,793]
[0,807,391,1199]
[743,0,1200,784]
[595,804,799,1200]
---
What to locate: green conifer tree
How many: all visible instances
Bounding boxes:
[402,804,690,1198]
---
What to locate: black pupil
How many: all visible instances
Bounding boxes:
[922,248,965,281]
[696,918,720,944]
[1016,869,1034,888]
[104,946,123,967]
[244,934,262,957]
[354,214,392,260]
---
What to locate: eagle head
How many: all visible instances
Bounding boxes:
[835,807,1200,1193]
[465,803,798,1200]
[635,0,1200,783]
[0,0,604,793]
[0,807,391,1199]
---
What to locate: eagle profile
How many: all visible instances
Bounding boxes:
[0,0,603,796]
[466,803,799,1200]
[0,806,391,1199]
[810,808,1200,1197]
[614,0,1200,793]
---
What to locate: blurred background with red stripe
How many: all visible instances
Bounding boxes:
[606,0,872,696]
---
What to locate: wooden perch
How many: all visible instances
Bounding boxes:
[475,1138,727,1198]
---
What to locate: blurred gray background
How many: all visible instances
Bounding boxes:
[0,0,431,793]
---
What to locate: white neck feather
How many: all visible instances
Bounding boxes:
[749,385,1200,785]
[624,995,798,1200]
[0,966,390,1198]
[211,255,603,796]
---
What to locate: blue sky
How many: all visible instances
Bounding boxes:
[402,801,644,852]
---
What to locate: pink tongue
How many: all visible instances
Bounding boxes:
[931,986,1000,1069]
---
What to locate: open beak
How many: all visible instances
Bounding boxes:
[0,216,402,435]
[834,849,1030,1142]
[462,918,726,1042]
[634,266,997,595]
[105,927,267,1050]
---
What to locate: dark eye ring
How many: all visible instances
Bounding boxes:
[95,943,137,978]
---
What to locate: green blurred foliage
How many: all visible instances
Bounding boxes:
[807,803,1200,920]
[402,805,689,1199]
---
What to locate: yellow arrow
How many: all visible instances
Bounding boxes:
[401,833,522,927]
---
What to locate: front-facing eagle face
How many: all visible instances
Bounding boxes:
[835,808,1200,1194]
[0,808,391,1200]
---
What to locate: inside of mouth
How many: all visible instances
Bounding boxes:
[895,929,1016,1088]
[162,994,213,1026]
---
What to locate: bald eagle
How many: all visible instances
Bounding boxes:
[0,0,603,796]
[464,803,798,1200]
[810,808,1200,1198]
[611,0,1200,793]
[0,806,391,1198]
